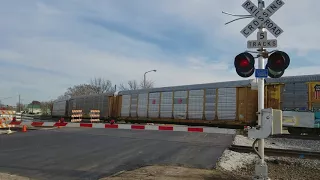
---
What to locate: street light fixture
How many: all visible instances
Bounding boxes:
[144,69,156,88]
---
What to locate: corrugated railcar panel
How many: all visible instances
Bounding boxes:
[264,85,282,109]
[68,100,75,116]
[74,97,84,112]
[121,95,131,117]
[84,97,91,115]
[89,95,107,118]
[130,94,138,117]
[282,83,308,110]
[188,90,204,119]
[217,88,236,120]
[173,91,187,119]
[160,92,173,118]
[205,89,216,120]
[138,93,148,117]
[114,95,122,117]
[52,100,67,116]
[89,96,96,114]
[102,95,109,117]
[148,92,160,118]
[237,87,258,123]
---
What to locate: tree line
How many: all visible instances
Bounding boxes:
[10,77,150,115]
[57,77,155,100]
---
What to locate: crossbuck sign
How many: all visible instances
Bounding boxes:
[241,0,284,38]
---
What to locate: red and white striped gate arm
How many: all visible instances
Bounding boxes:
[9,121,236,134]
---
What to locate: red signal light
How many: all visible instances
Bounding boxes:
[239,59,249,67]
[234,52,255,78]
[267,51,290,78]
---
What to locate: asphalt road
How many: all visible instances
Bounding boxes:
[0,127,235,180]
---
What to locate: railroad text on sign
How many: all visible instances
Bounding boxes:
[240,0,284,38]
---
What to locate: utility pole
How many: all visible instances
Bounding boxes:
[18,94,21,112]
[143,69,157,89]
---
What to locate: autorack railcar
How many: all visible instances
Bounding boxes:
[52,74,320,134]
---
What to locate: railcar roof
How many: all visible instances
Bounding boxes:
[67,92,113,100]
[118,74,320,95]
[59,74,320,99]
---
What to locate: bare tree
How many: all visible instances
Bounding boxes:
[57,95,70,101]
[64,84,97,97]
[90,77,115,93]
[40,102,48,115]
[119,80,139,91]
[139,78,154,89]
[63,78,115,97]
[47,101,54,116]
[119,79,154,91]
[16,103,24,112]
[40,101,54,115]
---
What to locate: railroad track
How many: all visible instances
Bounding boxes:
[270,134,320,140]
[229,145,320,159]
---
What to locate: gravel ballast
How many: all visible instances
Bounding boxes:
[216,135,320,180]
[234,134,320,152]
[217,149,320,180]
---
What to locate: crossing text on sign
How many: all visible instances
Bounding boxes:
[240,0,284,38]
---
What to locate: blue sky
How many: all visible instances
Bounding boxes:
[0,0,319,105]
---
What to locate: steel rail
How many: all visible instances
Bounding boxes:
[229,145,320,159]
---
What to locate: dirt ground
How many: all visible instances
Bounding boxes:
[1,158,319,180]
[103,158,320,180]
[101,165,250,180]
[1,162,319,180]
[238,158,320,180]
[0,172,31,180]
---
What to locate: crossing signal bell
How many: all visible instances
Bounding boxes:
[234,52,255,78]
[266,51,290,78]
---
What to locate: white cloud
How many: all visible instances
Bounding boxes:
[0,0,320,105]
[36,2,61,15]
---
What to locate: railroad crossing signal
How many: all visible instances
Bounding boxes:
[266,50,290,78]
[224,0,289,179]
[234,52,255,78]
[241,0,284,38]
[234,49,290,79]
[230,0,290,79]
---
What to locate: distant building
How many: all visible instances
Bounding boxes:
[26,101,42,114]
[26,104,41,114]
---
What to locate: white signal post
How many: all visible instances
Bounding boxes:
[223,0,285,179]
[248,0,284,179]
[257,31,265,164]
[256,1,266,175]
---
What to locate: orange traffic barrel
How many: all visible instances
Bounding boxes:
[22,125,27,132]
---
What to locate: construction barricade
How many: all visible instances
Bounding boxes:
[0,110,16,131]
[90,110,100,123]
[16,112,22,121]
[71,110,83,123]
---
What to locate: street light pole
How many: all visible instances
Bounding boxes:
[144,69,157,88]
